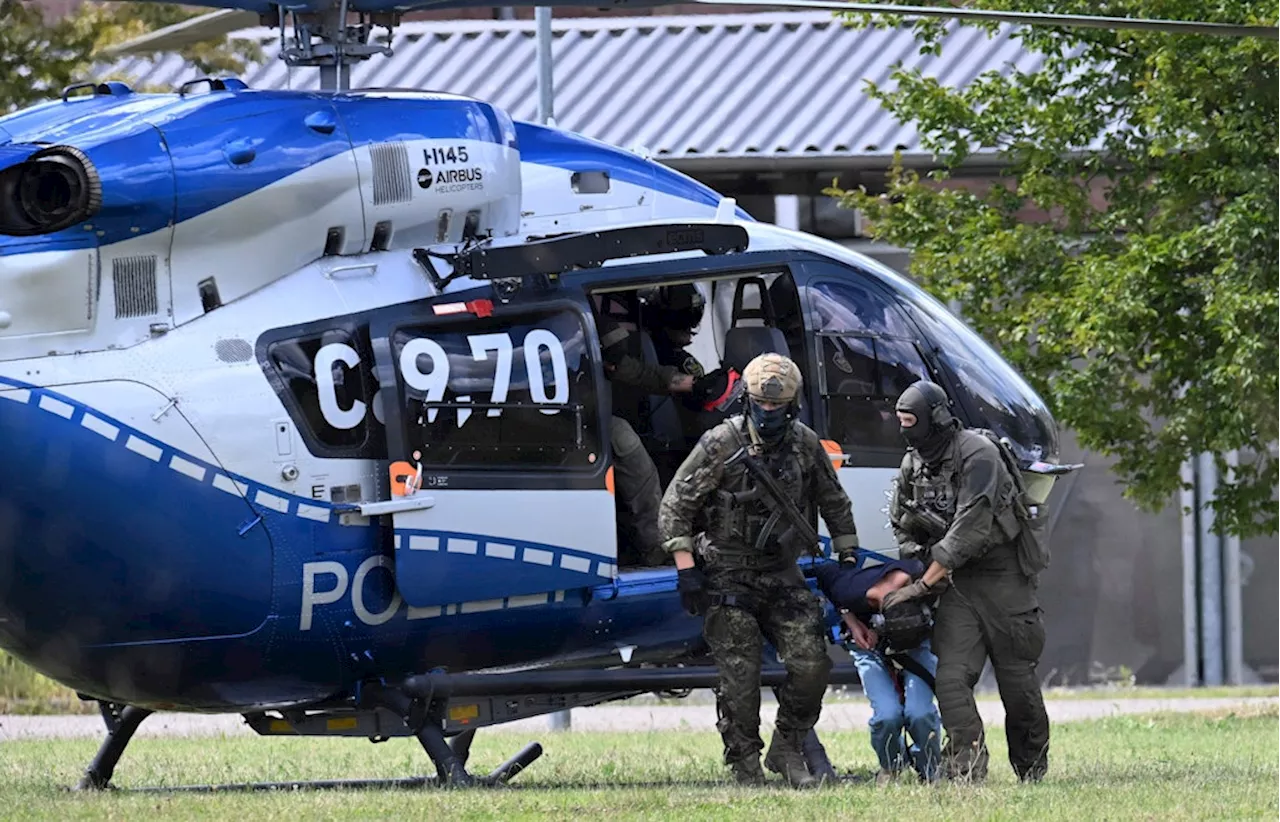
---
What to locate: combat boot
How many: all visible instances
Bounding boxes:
[763,733,819,789]
[729,756,766,786]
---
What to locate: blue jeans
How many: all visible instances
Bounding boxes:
[851,640,942,780]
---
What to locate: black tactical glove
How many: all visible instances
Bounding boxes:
[677,567,711,616]
[882,575,949,611]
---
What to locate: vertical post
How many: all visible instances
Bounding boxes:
[1179,458,1199,687]
[536,7,555,125]
[1197,452,1224,686]
[774,195,800,230]
[549,708,571,731]
[319,64,339,92]
[1223,450,1244,685]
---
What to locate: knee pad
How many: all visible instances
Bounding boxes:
[935,662,980,692]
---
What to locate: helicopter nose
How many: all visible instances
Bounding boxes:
[0,378,117,682]
[0,376,275,697]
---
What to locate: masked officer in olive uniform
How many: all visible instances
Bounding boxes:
[658,353,860,787]
[882,380,1050,783]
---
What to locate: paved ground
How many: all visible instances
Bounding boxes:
[1,696,1274,741]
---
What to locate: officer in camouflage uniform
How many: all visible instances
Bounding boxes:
[658,353,860,787]
[882,381,1050,783]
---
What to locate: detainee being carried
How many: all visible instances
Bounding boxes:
[812,558,942,784]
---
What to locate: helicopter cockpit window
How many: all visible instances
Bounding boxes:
[264,325,385,458]
[391,308,600,469]
[808,280,930,452]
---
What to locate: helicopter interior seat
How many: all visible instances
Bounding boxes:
[721,275,822,428]
[768,273,807,358]
[721,276,792,374]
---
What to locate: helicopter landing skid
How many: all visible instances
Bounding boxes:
[75,704,154,790]
[71,694,540,792]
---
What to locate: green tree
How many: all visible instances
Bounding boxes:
[0,0,261,112]
[831,1,1278,538]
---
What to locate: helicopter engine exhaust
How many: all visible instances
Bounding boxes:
[0,146,101,236]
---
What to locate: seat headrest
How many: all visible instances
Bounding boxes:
[724,326,790,373]
[730,276,779,328]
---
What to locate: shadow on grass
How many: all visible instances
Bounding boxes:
[92,771,881,795]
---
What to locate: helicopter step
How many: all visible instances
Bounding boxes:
[243,690,643,739]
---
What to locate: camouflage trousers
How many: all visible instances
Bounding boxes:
[933,572,1050,782]
[702,569,832,765]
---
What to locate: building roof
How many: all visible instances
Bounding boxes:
[110,11,1045,170]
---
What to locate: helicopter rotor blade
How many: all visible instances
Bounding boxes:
[692,0,1278,39]
[96,8,264,58]
[90,0,1279,60]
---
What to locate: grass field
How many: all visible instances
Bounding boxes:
[0,651,95,715]
[1,705,1275,820]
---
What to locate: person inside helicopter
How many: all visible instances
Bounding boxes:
[642,283,746,450]
[594,291,696,568]
[593,276,804,568]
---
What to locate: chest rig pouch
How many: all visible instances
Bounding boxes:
[706,438,807,570]
[903,434,1022,554]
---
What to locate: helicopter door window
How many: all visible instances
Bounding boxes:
[808,280,930,453]
[390,308,600,469]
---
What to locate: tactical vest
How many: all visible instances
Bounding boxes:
[702,423,810,572]
[902,431,1022,556]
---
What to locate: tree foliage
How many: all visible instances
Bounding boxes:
[0,0,261,111]
[831,1,1278,537]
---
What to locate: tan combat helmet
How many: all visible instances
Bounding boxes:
[742,353,802,405]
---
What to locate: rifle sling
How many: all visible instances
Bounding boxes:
[885,652,937,693]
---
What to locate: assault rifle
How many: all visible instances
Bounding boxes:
[724,444,823,560]
[895,496,950,546]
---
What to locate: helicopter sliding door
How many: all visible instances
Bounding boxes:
[370,290,616,609]
[797,262,939,556]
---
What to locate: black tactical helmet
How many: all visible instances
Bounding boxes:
[646,283,705,331]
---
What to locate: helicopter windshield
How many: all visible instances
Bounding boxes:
[905,297,1060,463]
[764,227,1062,464]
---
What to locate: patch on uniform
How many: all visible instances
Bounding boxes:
[683,356,705,378]
[927,484,955,513]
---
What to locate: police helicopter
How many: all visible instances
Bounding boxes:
[0,0,1272,792]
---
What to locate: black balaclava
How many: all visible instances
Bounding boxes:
[895,380,959,465]
[748,399,794,448]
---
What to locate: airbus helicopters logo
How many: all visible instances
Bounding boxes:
[418,146,485,194]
